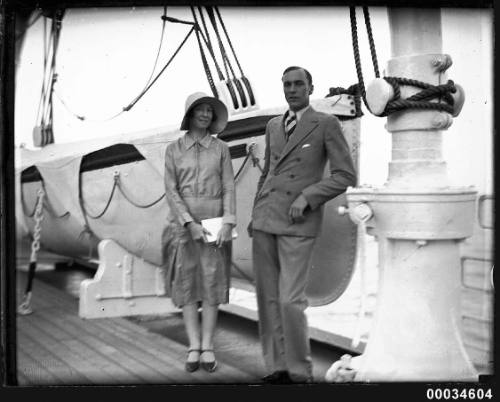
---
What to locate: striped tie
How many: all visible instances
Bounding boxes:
[284,110,297,140]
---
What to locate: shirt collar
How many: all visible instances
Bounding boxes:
[287,105,310,122]
[184,133,213,149]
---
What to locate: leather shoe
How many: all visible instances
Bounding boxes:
[200,349,217,373]
[262,370,292,384]
[185,349,200,372]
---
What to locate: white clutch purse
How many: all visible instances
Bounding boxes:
[201,217,238,243]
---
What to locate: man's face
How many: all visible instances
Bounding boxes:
[282,69,313,111]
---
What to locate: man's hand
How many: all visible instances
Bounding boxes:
[187,222,211,243]
[216,223,233,247]
[247,221,253,238]
[289,193,309,223]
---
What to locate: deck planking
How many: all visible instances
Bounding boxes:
[16,271,258,385]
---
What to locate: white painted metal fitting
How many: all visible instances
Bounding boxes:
[431,54,453,72]
[366,78,394,116]
[337,205,348,216]
[431,113,453,129]
[351,203,373,223]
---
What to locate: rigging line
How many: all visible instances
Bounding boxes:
[123,25,196,112]
[53,90,85,120]
[41,19,56,124]
[43,16,62,126]
[192,7,225,81]
[349,6,370,112]
[214,6,256,106]
[205,6,245,107]
[214,7,244,76]
[40,16,61,128]
[205,7,241,109]
[55,24,195,123]
[35,17,51,125]
[206,7,241,84]
[362,6,380,78]
[205,7,234,81]
[193,24,219,98]
[140,6,168,93]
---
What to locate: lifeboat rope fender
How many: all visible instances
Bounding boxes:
[18,188,46,315]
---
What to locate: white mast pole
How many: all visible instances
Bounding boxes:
[345,7,478,381]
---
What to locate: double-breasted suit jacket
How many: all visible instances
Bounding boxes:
[252,106,356,237]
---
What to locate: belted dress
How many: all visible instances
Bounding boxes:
[162,133,236,307]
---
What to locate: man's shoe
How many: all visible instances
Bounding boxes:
[262,370,292,384]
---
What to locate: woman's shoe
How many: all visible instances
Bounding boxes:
[185,349,201,372]
[200,349,217,372]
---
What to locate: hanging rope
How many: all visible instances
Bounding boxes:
[349,6,370,112]
[21,181,70,219]
[34,10,64,146]
[80,172,167,220]
[349,6,459,117]
[194,7,225,81]
[142,6,169,92]
[362,6,380,79]
[54,9,195,122]
[116,180,166,208]
[190,8,219,98]
[214,7,256,106]
[233,143,262,181]
[123,25,196,112]
[18,188,45,315]
[205,6,241,109]
[81,174,119,219]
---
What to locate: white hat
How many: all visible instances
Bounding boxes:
[180,92,228,134]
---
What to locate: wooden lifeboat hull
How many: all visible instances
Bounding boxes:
[16,96,360,306]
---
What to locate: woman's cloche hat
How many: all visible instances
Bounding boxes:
[180,92,228,134]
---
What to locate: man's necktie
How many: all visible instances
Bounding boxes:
[284,110,297,140]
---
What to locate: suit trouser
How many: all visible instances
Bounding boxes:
[252,229,315,381]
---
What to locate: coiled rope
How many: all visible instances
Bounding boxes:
[349,6,458,117]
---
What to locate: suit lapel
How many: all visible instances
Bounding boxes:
[277,107,319,166]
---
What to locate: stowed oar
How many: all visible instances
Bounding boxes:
[18,188,45,315]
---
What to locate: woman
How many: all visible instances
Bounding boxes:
[163,92,235,373]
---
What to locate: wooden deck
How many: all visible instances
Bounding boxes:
[16,271,259,385]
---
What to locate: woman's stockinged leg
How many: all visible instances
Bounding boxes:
[183,303,201,362]
[201,302,218,363]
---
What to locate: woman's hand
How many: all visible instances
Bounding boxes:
[215,223,233,247]
[187,222,211,243]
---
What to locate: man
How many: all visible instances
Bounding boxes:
[248,66,356,384]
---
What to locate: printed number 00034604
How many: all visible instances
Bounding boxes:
[426,388,493,400]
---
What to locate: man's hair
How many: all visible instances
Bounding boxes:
[282,66,313,86]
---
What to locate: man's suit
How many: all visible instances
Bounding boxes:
[251,106,356,381]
